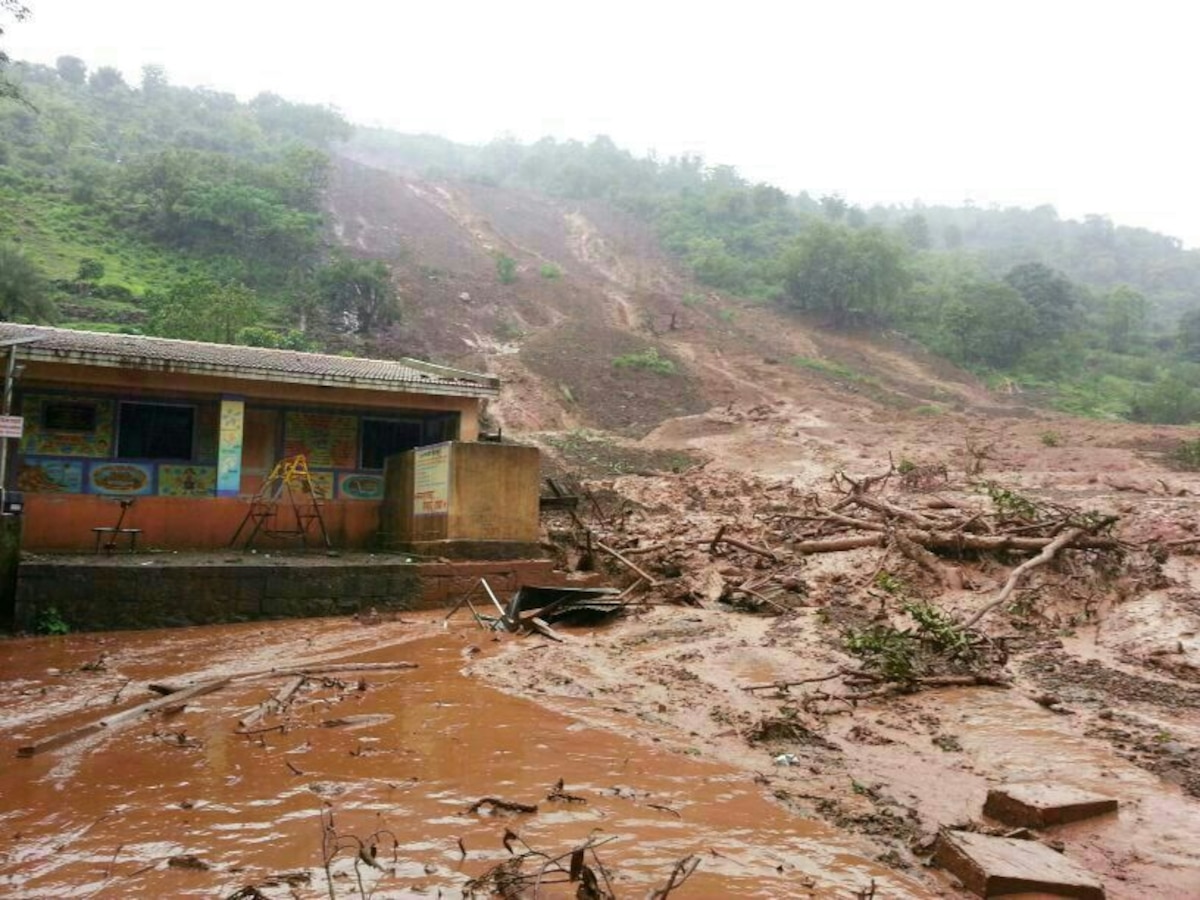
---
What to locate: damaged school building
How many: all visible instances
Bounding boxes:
[1,324,561,630]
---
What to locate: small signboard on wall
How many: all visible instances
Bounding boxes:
[413,444,450,515]
[0,416,24,439]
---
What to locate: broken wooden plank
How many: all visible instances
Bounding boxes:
[319,714,394,729]
[983,783,1118,828]
[934,830,1105,899]
[15,722,105,758]
[595,540,660,587]
[529,616,565,643]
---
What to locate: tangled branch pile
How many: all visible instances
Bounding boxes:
[548,461,1140,632]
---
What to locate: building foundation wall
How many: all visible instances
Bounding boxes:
[13,558,577,632]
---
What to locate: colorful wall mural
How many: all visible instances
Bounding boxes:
[14,392,437,501]
[283,412,358,469]
[18,458,85,493]
[88,462,155,496]
[217,398,244,495]
[159,465,217,497]
[337,472,385,500]
[20,396,114,457]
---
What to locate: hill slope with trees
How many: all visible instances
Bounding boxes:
[3,50,1200,425]
[348,129,1200,423]
[0,55,400,350]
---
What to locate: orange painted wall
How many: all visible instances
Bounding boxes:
[23,494,381,552]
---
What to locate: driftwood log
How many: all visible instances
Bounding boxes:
[17,678,231,758]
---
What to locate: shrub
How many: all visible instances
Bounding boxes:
[77,258,105,281]
[496,254,517,284]
[1040,431,1062,447]
[1171,436,1200,470]
[612,347,676,375]
[34,606,70,635]
[538,263,561,280]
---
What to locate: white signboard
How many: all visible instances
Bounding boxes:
[0,416,24,439]
[413,444,450,516]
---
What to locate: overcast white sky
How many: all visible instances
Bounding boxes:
[7,1,1199,245]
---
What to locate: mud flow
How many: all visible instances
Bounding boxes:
[0,618,926,898]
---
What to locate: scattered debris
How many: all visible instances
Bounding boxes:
[464,832,618,899]
[546,778,587,804]
[466,797,539,816]
[167,854,211,871]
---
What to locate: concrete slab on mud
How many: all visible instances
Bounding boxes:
[984,783,1119,828]
[935,829,1105,899]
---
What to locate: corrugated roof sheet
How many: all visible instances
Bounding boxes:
[0,324,499,397]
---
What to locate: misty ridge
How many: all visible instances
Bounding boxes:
[2,50,1200,425]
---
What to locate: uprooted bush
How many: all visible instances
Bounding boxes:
[844,602,979,683]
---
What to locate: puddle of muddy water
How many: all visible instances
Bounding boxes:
[0,620,932,898]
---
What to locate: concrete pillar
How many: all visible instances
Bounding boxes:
[217,397,245,497]
[0,515,21,629]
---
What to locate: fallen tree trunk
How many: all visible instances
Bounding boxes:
[792,529,1115,557]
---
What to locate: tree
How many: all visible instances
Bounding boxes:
[820,194,848,222]
[1099,285,1147,354]
[146,277,262,343]
[938,280,1036,369]
[0,0,30,103]
[140,63,167,94]
[317,256,398,335]
[781,222,910,328]
[1178,308,1200,362]
[88,65,127,93]
[1130,372,1200,424]
[0,243,56,321]
[1003,262,1077,344]
[899,214,931,250]
[55,54,86,85]
[235,325,315,351]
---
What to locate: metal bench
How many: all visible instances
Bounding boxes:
[93,497,142,554]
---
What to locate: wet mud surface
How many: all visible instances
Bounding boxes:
[474,592,1200,899]
[0,619,926,898]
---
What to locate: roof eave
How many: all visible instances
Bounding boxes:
[24,349,501,399]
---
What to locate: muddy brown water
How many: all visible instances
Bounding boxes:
[0,618,930,898]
